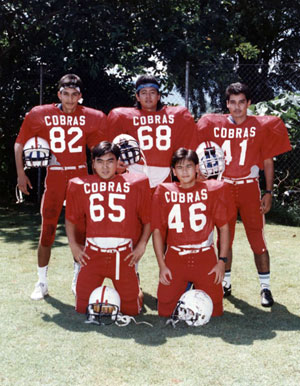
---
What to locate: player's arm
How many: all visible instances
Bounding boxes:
[261,157,274,214]
[65,219,90,266]
[14,142,32,195]
[208,223,230,284]
[124,223,151,267]
[152,228,172,285]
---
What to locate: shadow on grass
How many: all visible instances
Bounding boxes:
[0,204,68,250]
[42,293,300,347]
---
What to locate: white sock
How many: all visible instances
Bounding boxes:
[259,272,270,290]
[37,266,48,284]
[223,270,231,288]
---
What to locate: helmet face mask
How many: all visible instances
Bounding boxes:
[196,141,225,179]
[113,134,141,166]
[171,290,213,327]
[86,302,120,325]
[23,136,51,168]
[177,303,200,326]
[86,286,121,325]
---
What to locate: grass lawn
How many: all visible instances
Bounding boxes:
[0,204,300,386]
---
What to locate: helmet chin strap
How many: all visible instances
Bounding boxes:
[217,170,224,181]
[165,318,180,328]
[115,314,153,327]
[15,185,24,204]
[84,313,153,327]
[15,165,29,204]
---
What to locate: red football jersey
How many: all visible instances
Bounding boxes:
[107,106,198,167]
[16,104,107,166]
[65,173,151,245]
[197,114,291,179]
[151,180,229,245]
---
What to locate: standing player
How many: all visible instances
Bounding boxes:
[197,82,291,307]
[152,148,230,318]
[107,75,198,189]
[65,141,151,315]
[14,74,107,300]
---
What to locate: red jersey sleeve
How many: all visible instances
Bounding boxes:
[172,107,198,151]
[85,108,108,148]
[260,116,292,159]
[16,107,46,145]
[196,115,213,144]
[107,109,123,142]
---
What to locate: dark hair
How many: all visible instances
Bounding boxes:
[171,148,199,168]
[135,75,163,110]
[58,74,83,91]
[92,141,120,160]
[225,82,251,101]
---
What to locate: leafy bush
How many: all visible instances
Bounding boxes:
[250,92,300,212]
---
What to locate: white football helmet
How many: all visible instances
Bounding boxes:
[113,134,141,165]
[196,141,225,179]
[172,289,213,327]
[86,286,121,325]
[23,136,51,168]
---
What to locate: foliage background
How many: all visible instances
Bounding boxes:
[249,93,300,224]
[1,1,300,208]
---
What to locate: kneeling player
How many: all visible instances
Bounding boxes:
[152,148,230,317]
[65,141,152,316]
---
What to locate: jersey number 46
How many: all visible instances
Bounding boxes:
[168,203,207,233]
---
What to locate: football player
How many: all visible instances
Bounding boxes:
[197,82,292,307]
[65,141,152,316]
[107,75,198,189]
[14,74,107,300]
[152,148,230,318]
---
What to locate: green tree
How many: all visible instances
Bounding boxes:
[250,92,300,210]
[1,1,299,200]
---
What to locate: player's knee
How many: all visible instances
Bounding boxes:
[120,300,140,316]
[158,301,176,317]
[212,302,223,317]
[40,224,56,247]
[43,205,60,219]
[250,244,267,256]
[76,299,88,314]
[157,284,178,304]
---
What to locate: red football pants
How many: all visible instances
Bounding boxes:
[157,246,223,317]
[76,243,141,316]
[40,167,87,247]
[225,180,267,255]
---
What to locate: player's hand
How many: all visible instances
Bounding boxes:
[159,265,172,286]
[260,194,272,214]
[124,243,146,267]
[72,244,91,267]
[17,173,32,195]
[208,261,225,284]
